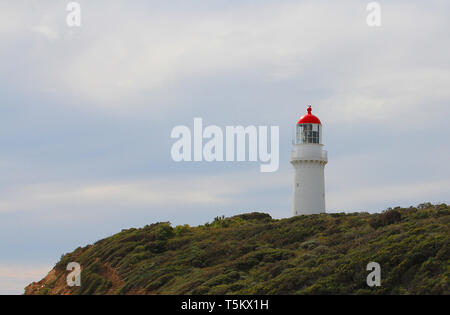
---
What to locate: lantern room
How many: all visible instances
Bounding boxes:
[295,105,322,144]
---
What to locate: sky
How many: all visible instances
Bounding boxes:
[0,0,449,294]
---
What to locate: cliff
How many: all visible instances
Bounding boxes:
[25,203,449,295]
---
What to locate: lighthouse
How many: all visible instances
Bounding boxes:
[291,105,328,216]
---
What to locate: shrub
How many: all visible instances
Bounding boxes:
[370,209,402,228]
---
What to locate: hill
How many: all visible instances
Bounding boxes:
[25,203,449,295]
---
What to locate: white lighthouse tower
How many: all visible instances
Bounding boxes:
[291,105,328,216]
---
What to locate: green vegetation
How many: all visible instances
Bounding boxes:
[26,203,449,295]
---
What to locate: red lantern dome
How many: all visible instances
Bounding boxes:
[297,105,321,125]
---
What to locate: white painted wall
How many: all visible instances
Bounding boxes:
[291,143,327,215]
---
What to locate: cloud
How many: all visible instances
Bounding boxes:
[0,0,445,130]
[0,170,289,221]
[0,263,52,295]
[326,149,450,211]
[31,25,59,41]
[321,63,450,127]
[58,2,332,104]
[328,178,450,212]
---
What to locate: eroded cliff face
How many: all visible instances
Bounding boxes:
[25,269,58,295]
[25,261,127,295]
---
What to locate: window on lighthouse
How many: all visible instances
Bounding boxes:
[297,124,321,144]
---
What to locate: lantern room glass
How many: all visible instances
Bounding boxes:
[296,124,321,144]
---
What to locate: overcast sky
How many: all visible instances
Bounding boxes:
[1,0,449,294]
